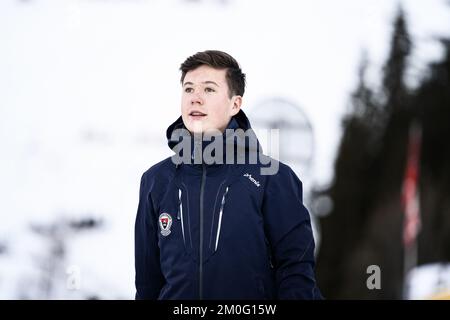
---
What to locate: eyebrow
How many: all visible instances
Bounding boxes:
[183,81,220,87]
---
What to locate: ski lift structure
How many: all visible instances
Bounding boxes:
[248,97,321,253]
[248,97,315,179]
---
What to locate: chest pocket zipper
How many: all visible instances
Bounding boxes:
[177,189,185,245]
[214,186,229,252]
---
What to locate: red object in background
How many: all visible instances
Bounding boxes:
[401,122,422,249]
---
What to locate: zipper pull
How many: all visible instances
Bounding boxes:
[215,187,229,252]
[177,189,182,220]
[178,188,186,245]
[220,187,229,208]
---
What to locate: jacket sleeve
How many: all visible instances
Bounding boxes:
[262,165,323,299]
[134,172,165,299]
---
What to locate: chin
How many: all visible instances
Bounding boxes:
[188,126,223,136]
[189,128,204,134]
[188,121,208,134]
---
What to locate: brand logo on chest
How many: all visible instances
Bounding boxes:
[243,173,261,187]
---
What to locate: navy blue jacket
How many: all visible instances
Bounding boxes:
[134,110,322,300]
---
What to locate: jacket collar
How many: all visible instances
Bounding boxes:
[166,110,262,171]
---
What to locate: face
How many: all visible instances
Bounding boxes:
[181,65,242,134]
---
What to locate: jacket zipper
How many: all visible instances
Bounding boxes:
[215,187,229,252]
[177,189,185,245]
[199,164,207,300]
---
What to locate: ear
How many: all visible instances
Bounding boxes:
[230,96,242,116]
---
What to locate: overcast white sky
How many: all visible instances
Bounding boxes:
[0,0,449,299]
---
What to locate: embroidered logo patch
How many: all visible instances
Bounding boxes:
[158,213,173,236]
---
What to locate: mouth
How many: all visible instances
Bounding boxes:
[189,110,207,120]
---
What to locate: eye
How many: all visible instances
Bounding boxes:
[205,87,215,93]
[184,87,193,93]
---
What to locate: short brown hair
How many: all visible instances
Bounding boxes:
[180,50,246,98]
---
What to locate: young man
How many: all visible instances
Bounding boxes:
[134,50,322,300]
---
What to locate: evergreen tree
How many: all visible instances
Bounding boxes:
[316,7,413,299]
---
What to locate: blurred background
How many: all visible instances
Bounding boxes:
[0,0,449,299]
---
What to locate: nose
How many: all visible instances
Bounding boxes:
[190,91,204,105]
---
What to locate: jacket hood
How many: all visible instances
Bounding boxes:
[166,109,262,156]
